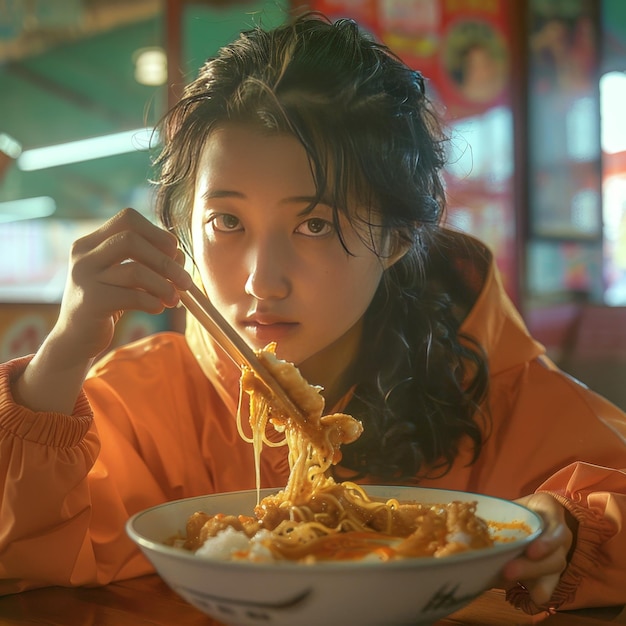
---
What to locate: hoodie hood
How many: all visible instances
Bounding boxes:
[449,232,546,375]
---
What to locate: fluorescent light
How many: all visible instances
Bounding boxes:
[0,196,57,222]
[17,127,156,171]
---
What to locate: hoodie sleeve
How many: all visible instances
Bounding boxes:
[505,461,626,613]
[0,356,108,594]
[451,238,626,613]
[0,332,256,596]
[541,462,626,609]
[0,355,163,595]
[490,366,626,612]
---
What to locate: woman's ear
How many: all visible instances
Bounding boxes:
[382,231,412,270]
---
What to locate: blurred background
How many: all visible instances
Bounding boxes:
[1,0,625,405]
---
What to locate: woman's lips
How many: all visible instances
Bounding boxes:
[242,320,299,344]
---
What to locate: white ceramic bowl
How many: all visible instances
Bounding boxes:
[126,486,542,626]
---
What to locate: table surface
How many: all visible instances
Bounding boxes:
[1,575,625,626]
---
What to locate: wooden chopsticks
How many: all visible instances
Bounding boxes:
[178,282,305,420]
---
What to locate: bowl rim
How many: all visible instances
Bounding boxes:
[126,485,544,572]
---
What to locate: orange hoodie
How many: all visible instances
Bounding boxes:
[0,234,624,611]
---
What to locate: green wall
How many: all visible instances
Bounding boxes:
[183,0,291,80]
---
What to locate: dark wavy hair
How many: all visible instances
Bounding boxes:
[154,12,489,481]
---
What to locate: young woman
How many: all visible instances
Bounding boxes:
[1,13,624,616]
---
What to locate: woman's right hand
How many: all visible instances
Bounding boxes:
[13,208,193,414]
[56,207,192,362]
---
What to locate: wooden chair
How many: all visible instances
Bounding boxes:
[557,304,626,411]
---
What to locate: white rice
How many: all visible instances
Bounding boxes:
[194,527,274,562]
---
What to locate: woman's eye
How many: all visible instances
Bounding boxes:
[295,217,333,237]
[208,213,242,233]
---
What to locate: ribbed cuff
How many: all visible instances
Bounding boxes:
[0,356,93,448]
[505,490,616,613]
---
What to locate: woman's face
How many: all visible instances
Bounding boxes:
[190,124,388,392]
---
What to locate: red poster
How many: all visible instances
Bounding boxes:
[307,0,512,118]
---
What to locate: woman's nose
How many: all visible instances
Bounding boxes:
[244,239,291,301]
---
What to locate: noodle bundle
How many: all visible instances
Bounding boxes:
[180,344,494,562]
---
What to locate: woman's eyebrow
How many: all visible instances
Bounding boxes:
[202,189,245,201]
[201,191,333,214]
[286,195,334,215]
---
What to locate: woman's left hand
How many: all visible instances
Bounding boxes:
[500,492,575,612]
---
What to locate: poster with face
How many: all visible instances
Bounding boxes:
[310,0,511,110]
